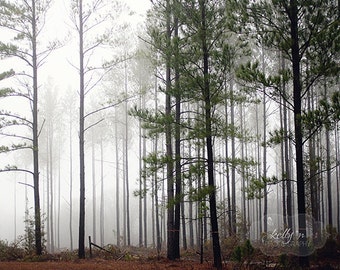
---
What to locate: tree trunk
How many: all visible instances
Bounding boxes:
[49,129,54,253]
[335,126,340,231]
[154,73,161,254]
[57,148,61,250]
[200,1,222,268]
[138,91,143,247]
[166,0,175,260]
[308,86,321,241]
[261,48,268,234]
[69,109,74,251]
[240,103,247,239]
[92,132,97,244]
[188,136,194,248]
[279,54,287,229]
[282,56,293,230]
[78,0,86,259]
[143,95,148,248]
[290,0,308,266]
[225,82,232,237]
[46,143,50,252]
[100,139,104,247]
[326,127,333,227]
[231,84,237,235]
[124,61,131,246]
[115,108,120,247]
[32,0,42,256]
[324,84,333,228]
[174,8,181,259]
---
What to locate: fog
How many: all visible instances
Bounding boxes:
[0,0,152,250]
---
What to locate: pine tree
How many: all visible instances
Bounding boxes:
[230,0,339,266]
[0,0,58,256]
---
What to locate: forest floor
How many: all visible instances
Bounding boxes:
[0,257,340,270]
[0,259,218,270]
[0,243,339,269]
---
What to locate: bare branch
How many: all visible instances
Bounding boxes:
[84,118,105,133]
[18,181,34,188]
[84,94,137,119]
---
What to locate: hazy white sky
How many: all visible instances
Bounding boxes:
[0,0,152,246]
[124,0,151,14]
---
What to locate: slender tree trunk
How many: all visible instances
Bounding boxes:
[174,8,181,259]
[196,142,203,262]
[200,1,222,268]
[32,0,42,256]
[49,129,54,253]
[280,54,287,229]
[92,132,97,244]
[46,142,50,252]
[57,147,61,250]
[154,73,161,254]
[255,93,262,238]
[181,198,187,250]
[335,126,340,231]
[78,0,86,259]
[124,61,131,246]
[69,110,74,251]
[290,0,308,266]
[308,86,320,240]
[326,127,333,227]
[123,140,126,246]
[166,0,175,260]
[115,108,120,247]
[143,95,147,248]
[138,90,143,247]
[282,55,293,230]
[100,138,104,247]
[152,180,155,248]
[324,84,333,228]
[188,135,194,248]
[261,48,268,234]
[225,84,232,237]
[240,103,247,239]
[230,84,237,235]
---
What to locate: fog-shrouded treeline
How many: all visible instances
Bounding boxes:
[0,0,339,268]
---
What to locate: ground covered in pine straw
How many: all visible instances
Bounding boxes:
[0,238,339,269]
[0,259,216,270]
[0,257,340,270]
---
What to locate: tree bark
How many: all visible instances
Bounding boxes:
[165,0,175,261]
[174,6,181,259]
[32,0,42,256]
[92,132,97,244]
[290,0,308,266]
[69,108,74,251]
[100,139,104,247]
[78,0,86,259]
[115,108,120,247]
[200,1,222,268]
[124,61,131,246]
